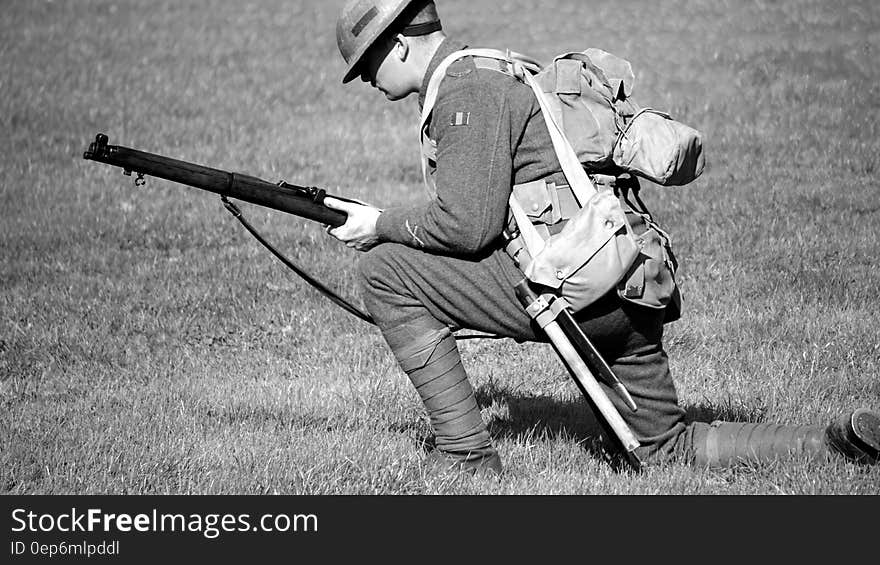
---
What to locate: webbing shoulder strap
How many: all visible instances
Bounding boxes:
[418,49,540,193]
[419,48,614,265]
[419,48,600,204]
[420,48,540,136]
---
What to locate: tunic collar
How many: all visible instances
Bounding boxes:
[418,37,468,109]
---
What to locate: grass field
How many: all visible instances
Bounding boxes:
[2,0,879,495]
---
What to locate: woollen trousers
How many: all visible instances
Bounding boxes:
[358,242,689,463]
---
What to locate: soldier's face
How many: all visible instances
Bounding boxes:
[360,35,412,101]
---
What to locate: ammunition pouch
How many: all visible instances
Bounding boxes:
[616,178,681,322]
[506,175,681,321]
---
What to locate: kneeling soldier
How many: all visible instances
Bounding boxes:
[325,0,880,475]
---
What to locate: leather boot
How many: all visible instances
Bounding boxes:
[425,447,503,477]
[825,408,880,465]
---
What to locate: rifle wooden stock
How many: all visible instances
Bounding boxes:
[83,133,347,228]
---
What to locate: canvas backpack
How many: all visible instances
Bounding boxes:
[420,48,705,189]
[535,48,705,186]
[419,48,697,317]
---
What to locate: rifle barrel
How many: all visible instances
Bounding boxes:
[83,133,347,228]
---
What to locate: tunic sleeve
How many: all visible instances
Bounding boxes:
[376,75,513,255]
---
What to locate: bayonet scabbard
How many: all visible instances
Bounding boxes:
[515,278,642,468]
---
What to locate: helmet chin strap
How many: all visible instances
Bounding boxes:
[401,19,442,36]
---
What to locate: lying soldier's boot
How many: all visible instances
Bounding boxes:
[825,408,880,465]
[425,446,503,477]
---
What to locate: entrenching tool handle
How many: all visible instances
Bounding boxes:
[515,279,642,464]
[543,323,641,454]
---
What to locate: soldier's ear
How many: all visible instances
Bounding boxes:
[391,33,410,62]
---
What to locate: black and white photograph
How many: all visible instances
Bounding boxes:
[2,0,878,553]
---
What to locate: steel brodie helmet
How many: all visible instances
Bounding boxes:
[336,0,440,84]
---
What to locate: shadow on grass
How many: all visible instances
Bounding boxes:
[473,381,767,470]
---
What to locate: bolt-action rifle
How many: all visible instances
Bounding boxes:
[83,132,373,323]
[83,132,642,470]
[84,133,348,226]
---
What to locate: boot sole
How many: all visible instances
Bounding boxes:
[425,449,503,477]
[851,408,880,454]
[825,409,880,464]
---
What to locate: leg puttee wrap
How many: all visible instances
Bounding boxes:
[692,421,827,468]
[383,322,492,455]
